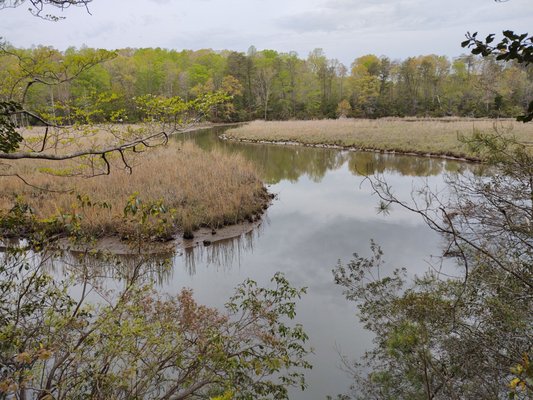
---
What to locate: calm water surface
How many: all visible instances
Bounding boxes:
[3,126,472,399]
[151,127,465,399]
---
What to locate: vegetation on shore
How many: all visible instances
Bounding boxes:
[2,44,532,125]
[0,140,270,240]
[225,118,533,160]
[333,133,533,400]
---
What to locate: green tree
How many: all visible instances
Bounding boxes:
[445,55,482,116]
[254,50,278,120]
[462,30,533,121]
[0,231,311,399]
[348,55,381,117]
[225,51,253,120]
[307,49,338,117]
[417,55,449,116]
[397,57,422,115]
[375,56,394,117]
[334,132,533,399]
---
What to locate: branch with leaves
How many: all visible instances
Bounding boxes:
[0,43,231,179]
[462,30,533,122]
[0,235,311,400]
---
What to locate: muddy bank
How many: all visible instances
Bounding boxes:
[53,216,266,257]
[1,213,267,257]
[220,134,482,163]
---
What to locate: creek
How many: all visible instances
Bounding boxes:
[41,126,468,399]
[156,126,466,399]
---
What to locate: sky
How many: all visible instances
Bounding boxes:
[1,0,532,65]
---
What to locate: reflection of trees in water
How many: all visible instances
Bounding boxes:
[347,152,472,177]
[242,145,347,184]
[179,127,475,184]
[182,225,261,275]
[180,127,347,184]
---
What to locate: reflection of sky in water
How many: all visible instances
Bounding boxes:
[162,129,465,399]
[37,129,467,399]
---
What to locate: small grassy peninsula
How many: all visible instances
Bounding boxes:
[225,118,533,160]
[0,141,270,241]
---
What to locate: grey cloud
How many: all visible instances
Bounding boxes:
[275,0,400,33]
[276,0,433,34]
[277,11,356,33]
[277,0,524,35]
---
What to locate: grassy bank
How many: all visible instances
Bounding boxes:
[225,118,533,160]
[0,140,270,240]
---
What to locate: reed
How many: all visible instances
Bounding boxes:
[226,118,533,159]
[0,140,269,239]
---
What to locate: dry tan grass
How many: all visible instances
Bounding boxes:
[226,118,533,159]
[0,141,269,239]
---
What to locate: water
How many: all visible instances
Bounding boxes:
[34,126,467,399]
[152,126,465,399]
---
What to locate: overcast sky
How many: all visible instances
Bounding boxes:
[1,0,532,64]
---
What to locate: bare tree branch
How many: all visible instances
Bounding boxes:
[0,0,92,20]
[0,131,168,161]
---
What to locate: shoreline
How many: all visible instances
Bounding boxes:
[0,200,272,256]
[175,121,242,134]
[222,118,533,163]
[51,214,267,256]
[220,134,482,163]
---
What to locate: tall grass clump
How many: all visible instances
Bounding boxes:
[0,141,269,240]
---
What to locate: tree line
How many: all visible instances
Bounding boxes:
[1,44,532,124]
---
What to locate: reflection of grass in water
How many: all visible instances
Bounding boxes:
[183,225,262,275]
[0,141,269,238]
[39,221,262,286]
[226,118,533,160]
[44,249,176,286]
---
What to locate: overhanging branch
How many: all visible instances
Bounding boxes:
[0,131,168,161]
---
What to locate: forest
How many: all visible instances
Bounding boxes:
[2,44,532,124]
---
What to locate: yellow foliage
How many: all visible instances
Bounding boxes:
[210,389,234,400]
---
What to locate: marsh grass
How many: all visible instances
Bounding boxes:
[226,118,533,159]
[0,141,269,239]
